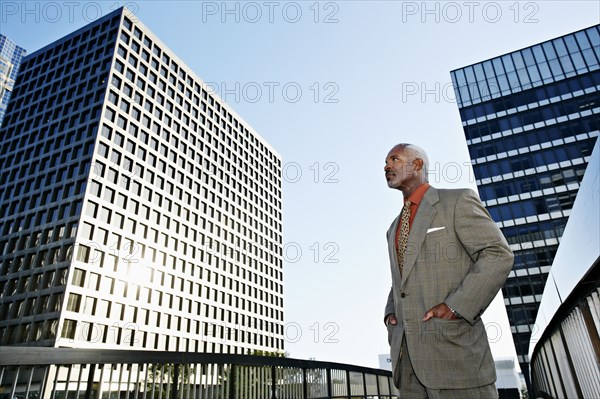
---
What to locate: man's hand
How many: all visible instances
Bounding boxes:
[385,313,397,326]
[422,303,459,321]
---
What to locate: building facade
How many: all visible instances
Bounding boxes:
[494,358,523,399]
[451,25,599,387]
[0,8,284,355]
[529,140,599,398]
[0,34,26,127]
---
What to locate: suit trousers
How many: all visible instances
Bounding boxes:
[398,337,499,399]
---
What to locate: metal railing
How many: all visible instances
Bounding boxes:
[0,347,397,399]
[530,257,600,398]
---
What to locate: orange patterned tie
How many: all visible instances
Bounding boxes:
[397,200,411,276]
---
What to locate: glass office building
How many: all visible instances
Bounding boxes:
[451,25,599,387]
[0,34,26,127]
[0,8,284,355]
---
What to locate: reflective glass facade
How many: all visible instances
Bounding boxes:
[0,34,26,127]
[0,8,284,355]
[530,141,600,398]
[451,25,599,388]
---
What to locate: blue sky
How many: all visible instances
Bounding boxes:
[2,0,599,368]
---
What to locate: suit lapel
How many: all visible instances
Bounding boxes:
[401,187,439,287]
[387,214,402,283]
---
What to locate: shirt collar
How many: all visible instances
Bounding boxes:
[407,183,430,206]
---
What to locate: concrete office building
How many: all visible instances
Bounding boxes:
[494,358,523,399]
[451,25,599,388]
[0,34,26,126]
[0,8,284,355]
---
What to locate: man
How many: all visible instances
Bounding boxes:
[383,143,514,398]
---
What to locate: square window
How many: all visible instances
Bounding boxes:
[71,268,85,287]
[61,319,76,339]
[66,293,82,312]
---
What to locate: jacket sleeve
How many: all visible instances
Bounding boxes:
[444,189,514,325]
[384,287,395,324]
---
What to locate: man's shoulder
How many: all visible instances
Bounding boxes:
[431,187,477,200]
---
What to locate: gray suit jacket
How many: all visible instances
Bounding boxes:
[385,186,513,389]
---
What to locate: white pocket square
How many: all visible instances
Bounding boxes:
[427,227,445,233]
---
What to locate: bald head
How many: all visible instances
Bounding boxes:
[390,144,429,181]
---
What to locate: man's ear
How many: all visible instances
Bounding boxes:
[413,158,424,171]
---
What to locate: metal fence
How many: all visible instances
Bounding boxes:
[0,347,397,399]
[530,259,600,398]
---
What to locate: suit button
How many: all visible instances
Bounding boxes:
[400,293,406,298]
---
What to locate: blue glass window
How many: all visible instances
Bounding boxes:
[517,68,531,88]
[564,35,580,53]
[553,38,569,57]
[514,134,527,148]
[534,152,545,166]
[527,65,542,85]
[501,135,514,151]
[454,69,471,105]
[575,31,592,50]
[480,185,494,201]
[450,71,459,88]
[497,73,510,93]
[581,49,598,69]
[474,63,490,100]
[452,86,461,107]
[488,206,500,222]
[534,198,547,214]
[500,159,512,174]
[493,184,507,198]
[544,148,559,165]
[532,45,547,63]
[464,67,480,102]
[513,52,526,69]
[541,106,555,120]
[587,27,600,47]
[566,143,582,159]
[542,42,558,60]
[538,62,553,81]
[571,51,587,71]
[486,77,500,97]
[513,52,531,87]
[461,107,475,121]
[483,60,495,78]
[502,54,516,72]
[506,180,517,195]
[492,57,505,76]
[464,66,477,85]
[496,204,509,220]
[511,203,524,218]
[559,56,575,75]
[474,63,486,81]
[474,164,488,179]
[489,162,501,176]
[548,59,564,78]
[554,147,568,162]
[508,115,520,129]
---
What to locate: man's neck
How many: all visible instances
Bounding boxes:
[402,181,427,198]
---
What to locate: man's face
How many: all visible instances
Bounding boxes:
[384,146,418,190]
